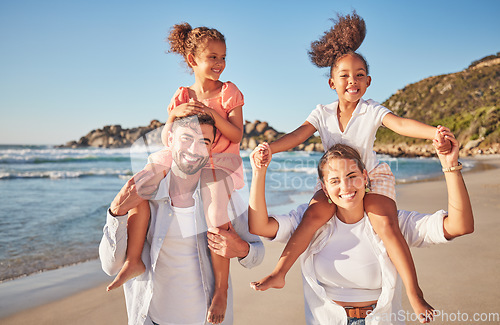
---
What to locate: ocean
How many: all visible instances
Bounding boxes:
[0,144,471,283]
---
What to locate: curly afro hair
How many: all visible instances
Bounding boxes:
[308,11,368,75]
[167,22,225,71]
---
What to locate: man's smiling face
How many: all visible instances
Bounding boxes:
[169,121,214,175]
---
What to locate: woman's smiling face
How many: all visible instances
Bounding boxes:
[321,157,368,211]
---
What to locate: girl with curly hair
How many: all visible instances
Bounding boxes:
[107,22,247,325]
[252,11,451,323]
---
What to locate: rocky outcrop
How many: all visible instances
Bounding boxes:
[61,120,164,148]
[60,119,324,152]
[61,117,500,156]
[374,141,500,157]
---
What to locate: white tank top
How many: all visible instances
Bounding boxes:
[149,205,206,325]
[314,215,382,302]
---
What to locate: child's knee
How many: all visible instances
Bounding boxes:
[303,201,336,227]
[308,191,336,215]
[368,212,398,232]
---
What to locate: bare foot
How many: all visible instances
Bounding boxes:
[106,259,145,291]
[207,291,227,324]
[409,293,435,323]
[250,273,285,291]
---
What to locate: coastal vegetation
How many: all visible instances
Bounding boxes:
[375,53,500,156]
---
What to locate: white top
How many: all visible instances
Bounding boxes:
[270,204,450,325]
[314,215,382,302]
[306,98,392,172]
[149,205,206,325]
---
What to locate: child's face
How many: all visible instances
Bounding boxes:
[329,54,371,104]
[191,40,226,81]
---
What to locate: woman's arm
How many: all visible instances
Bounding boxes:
[382,113,436,140]
[435,131,474,239]
[248,145,279,238]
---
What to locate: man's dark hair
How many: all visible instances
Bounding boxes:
[171,113,217,139]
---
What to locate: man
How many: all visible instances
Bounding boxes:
[99,114,264,324]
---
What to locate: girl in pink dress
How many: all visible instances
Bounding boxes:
[107,22,245,325]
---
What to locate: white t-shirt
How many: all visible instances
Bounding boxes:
[149,205,206,325]
[306,98,392,172]
[314,215,382,302]
[270,204,450,325]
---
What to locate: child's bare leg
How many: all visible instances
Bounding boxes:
[136,151,172,199]
[364,194,434,323]
[207,223,230,324]
[107,151,170,291]
[201,168,233,324]
[251,189,336,291]
[107,200,150,291]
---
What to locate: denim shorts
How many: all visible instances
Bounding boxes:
[347,317,366,325]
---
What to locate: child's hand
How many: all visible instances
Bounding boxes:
[256,142,272,168]
[169,99,207,119]
[433,125,452,155]
[250,143,271,169]
[433,128,460,168]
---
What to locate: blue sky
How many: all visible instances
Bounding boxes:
[1,0,499,145]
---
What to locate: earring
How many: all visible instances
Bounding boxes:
[365,185,371,193]
[328,198,332,204]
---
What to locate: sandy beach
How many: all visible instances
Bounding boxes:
[1,156,499,325]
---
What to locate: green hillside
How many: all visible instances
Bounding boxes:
[376,53,500,150]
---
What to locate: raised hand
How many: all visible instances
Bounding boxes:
[433,125,452,155]
[433,128,460,169]
[251,142,272,168]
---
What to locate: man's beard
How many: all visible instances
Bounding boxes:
[174,151,210,175]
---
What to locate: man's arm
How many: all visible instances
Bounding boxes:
[99,209,128,276]
[208,214,265,269]
[109,169,159,216]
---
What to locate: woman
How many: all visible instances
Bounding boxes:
[247,131,473,325]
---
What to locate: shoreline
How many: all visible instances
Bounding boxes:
[1,155,499,324]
